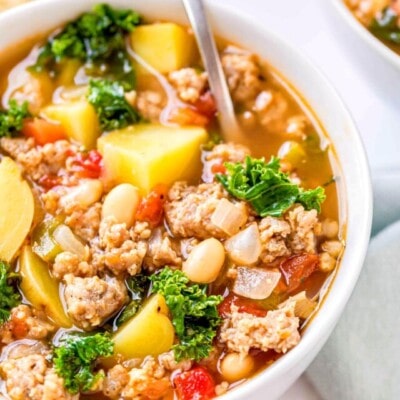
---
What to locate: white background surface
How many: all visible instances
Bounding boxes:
[217,0,400,398]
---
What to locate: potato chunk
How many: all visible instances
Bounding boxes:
[131,23,196,73]
[97,124,208,193]
[19,245,72,328]
[42,100,100,149]
[113,294,174,358]
[0,157,34,262]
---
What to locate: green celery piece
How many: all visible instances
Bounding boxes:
[32,219,63,262]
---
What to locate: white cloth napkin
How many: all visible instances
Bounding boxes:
[306,169,400,399]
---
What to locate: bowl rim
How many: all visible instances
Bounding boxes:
[330,0,400,71]
[0,1,373,398]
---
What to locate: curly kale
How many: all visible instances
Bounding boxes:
[0,261,21,323]
[150,268,223,362]
[32,4,141,89]
[216,156,326,217]
[53,332,114,394]
[87,79,141,131]
[0,100,30,138]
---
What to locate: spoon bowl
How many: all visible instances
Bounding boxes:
[182,0,243,142]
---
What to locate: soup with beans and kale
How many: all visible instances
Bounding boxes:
[0,4,343,399]
[345,0,400,54]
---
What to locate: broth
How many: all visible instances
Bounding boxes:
[0,6,342,400]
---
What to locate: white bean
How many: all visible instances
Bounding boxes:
[60,179,103,208]
[220,353,255,382]
[183,238,225,283]
[102,183,140,228]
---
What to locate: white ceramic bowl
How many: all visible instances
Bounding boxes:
[331,0,400,70]
[0,1,372,399]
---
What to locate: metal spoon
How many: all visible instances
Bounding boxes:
[182,0,243,142]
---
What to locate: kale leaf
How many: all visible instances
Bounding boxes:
[0,261,21,323]
[0,100,30,138]
[53,332,114,394]
[370,7,400,44]
[87,79,141,131]
[116,274,149,326]
[150,268,223,362]
[216,156,326,217]
[32,4,140,89]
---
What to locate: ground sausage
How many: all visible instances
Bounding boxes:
[165,182,231,239]
[258,216,291,264]
[221,49,262,103]
[219,301,300,356]
[0,342,76,400]
[64,274,127,330]
[285,205,320,254]
[168,68,208,103]
[103,356,171,399]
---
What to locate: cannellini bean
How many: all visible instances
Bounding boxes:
[102,183,140,228]
[60,179,103,208]
[183,238,225,283]
[220,353,255,382]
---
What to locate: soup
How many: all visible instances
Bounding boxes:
[0,4,343,399]
[345,0,400,54]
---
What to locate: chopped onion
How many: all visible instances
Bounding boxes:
[224,223,261,265]
[211,198,247,236]
[280,291,317,319]
[53,224,88,259]
[233,267,281,300]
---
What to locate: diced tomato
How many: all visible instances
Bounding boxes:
[210,162,226,175]
[174,366,216,400]
[168,107,209,127]
[135,184,168,228]
[279,253,319,293]
[193,91,217,119]
[22,118,67,146]
[38,173,62,190]
[69,150,103,179]
[10,314,28,339]
[218,294,267,318]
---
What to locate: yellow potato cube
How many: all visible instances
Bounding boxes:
[42,100,100,149]
[19,246,72,328]
[131,23,196,73]
[0,157,34,262]
[97,124,208,193]
[113,294,174,359]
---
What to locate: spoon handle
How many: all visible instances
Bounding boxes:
[182,0,242,141]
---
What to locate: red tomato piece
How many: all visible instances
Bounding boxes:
[135,184,168,228]
[38,173,62,190]
[279,253,319,293]
[218,294,267,318]
[10,314,28,339]
[174,366,216,400]
[193,91,217,119]
[69,150,103,179]
[22,118,67,146]
[210,162,226,175]
[168,107,209,127]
